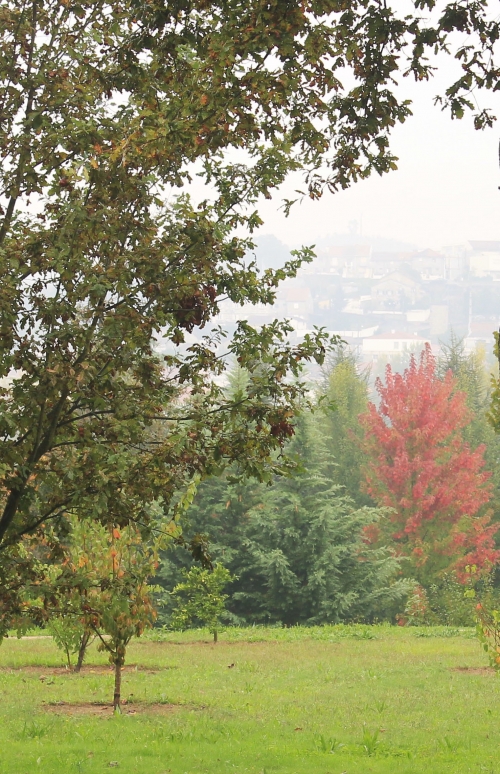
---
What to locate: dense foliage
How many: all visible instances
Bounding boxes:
[157,343,500,626]
[158,411,411,625]
[360,345,499,584]
[1,1,500,635]
[2,0,500,545]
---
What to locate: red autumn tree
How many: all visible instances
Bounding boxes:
[359,345,499,583]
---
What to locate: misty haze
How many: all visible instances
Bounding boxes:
[2,2,500,773]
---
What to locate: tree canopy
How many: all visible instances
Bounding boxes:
[360,345,499,583]
[1,0,499,561]
[157,411,411,625]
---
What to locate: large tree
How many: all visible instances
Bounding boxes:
[158,413,411,625]
[1,2,499,575]
[318,344,373,507]
[360,345,499,583]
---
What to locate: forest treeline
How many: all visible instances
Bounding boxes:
[156,338,500,628]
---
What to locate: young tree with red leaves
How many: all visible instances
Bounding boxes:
[360,345,499,584]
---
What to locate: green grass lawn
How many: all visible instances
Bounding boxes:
[1,625,499,774]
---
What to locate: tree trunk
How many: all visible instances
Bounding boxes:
[65,646,72,669]
[213,629,217,644]
[0,488,23,545]
[113,660,122,713]
[74,632,90,673]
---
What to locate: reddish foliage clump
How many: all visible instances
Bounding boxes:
[359,344,499,581]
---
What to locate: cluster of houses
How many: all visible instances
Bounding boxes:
[214,239,500,369]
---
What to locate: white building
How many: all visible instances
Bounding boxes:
[469,241,500,279]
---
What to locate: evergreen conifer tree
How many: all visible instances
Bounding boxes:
[318,345,373,507]
[157,411,411,625]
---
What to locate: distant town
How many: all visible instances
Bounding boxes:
[211,233,500,373]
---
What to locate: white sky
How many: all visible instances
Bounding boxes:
[255,60,500,251]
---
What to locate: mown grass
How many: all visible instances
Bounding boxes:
[1,625,499,773]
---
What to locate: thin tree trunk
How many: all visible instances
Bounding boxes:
[113,660,122,713]
[74,632,90,673]
[213,629,217,644]
[65,646,72,669]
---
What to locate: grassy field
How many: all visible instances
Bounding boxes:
[1,625,499,774]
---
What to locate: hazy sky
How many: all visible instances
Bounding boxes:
[255,59,500,252]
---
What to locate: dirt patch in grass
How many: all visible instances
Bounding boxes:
[42,701,187,716]
[451,666,496,675]
[0,664,163,676]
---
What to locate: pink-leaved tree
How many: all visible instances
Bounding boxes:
[359,345,499,583]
